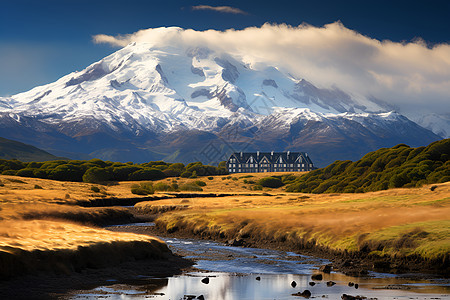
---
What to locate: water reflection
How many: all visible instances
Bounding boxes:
[72,227,450,299]
[72,272,450,300]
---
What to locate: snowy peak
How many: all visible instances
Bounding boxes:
[0,42,442,165]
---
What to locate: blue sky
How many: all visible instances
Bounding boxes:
[1,0,449,96]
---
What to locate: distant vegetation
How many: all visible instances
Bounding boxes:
[0,159,228,183]
[286,139,450,193]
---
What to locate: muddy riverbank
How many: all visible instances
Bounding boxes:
[115,215,449,278]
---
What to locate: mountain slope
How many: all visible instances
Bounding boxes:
[0,43,442,166]
[0,137,60,162]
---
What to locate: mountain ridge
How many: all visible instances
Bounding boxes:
[0,42,442,166]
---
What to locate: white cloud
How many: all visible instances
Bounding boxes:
[191,5,247,15]
[92,22,450,118]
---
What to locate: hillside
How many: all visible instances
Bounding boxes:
[0,137,60,161]
[286,138,450,193]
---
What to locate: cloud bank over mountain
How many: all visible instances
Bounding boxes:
[93,22,450,121]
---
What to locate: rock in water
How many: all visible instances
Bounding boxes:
[311,274,323,280]
[292,290,312,298]
[326,281,336,287]
[291,281,297,288]
[201,277,209,284]
[319,264,332,273]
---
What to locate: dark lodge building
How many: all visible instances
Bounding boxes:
[226,151,315,173]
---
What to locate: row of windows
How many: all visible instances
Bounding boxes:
[228,163,308,168]
[229,168,308,173]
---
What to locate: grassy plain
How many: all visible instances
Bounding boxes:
[136,173,450,273]
[0,175,170,280]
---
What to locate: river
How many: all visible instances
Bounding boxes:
[69,222,450,300]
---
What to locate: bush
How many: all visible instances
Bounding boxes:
[83,167,110,183]
[131,182,154,195]
[154,182,171,191]
[258,177,284,188]
[50,164,84,181]
[34,184,43,189]
[16,168,36,178]
[251,185,263,191]
[2,170,17,175]
[128,168,165,181]
[90,186,100,193]
[207,176,214,180]
[180,171,192,178]
[194,180,207,187]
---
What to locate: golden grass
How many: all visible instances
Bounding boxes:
[0,219,163,252]
[140,180,450,263]
[0,175,171,280]
[153,172,305,193]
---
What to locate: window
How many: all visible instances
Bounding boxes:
[238,164,241,167]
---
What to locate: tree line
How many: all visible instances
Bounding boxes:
[0,159,228,183]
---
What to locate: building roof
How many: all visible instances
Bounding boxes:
[228,152,313,165]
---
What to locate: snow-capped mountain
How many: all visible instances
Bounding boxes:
[0,43,442,166]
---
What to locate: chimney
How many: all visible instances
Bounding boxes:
[287,151,290,159]
[257,151,260,158]
[271,151,274,156]
[240,152,243,158]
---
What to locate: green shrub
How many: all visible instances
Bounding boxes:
[34,184,43,189]
[16,168,36,178]
[83,167,110,183]
[131,182,154,195]
[128,168,165,181]
[2,170,17,175]
[154,182,171,191]
[258,177,284,188]
[194,180,207,187]
[207,176,214,180]
[180,171,192,178]
[251,185,263,191]
[90,186,100,193]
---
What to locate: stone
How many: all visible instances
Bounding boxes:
[319,264,332,273]
[201,277,209,284]
[311,274,323,281]
[326,281,336,287]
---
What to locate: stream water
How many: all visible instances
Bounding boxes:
[71,223,450,300]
